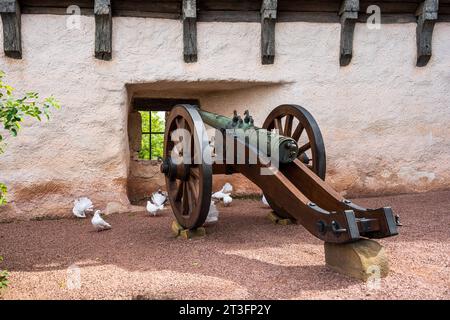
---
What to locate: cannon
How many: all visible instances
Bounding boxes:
[160,104,399,243]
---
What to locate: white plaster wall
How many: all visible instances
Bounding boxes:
[0,15,449,219]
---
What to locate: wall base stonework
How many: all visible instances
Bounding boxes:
[0,15,449,220]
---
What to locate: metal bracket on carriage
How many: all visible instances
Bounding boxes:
[341,199,400,238]
[290,200,398,243]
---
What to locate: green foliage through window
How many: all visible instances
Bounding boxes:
[139,111,165,160]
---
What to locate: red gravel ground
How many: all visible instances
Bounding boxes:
[0,190,449,300]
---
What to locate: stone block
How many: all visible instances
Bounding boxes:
[324,239,389,281]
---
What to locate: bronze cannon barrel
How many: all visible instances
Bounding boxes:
[198,109,299,164]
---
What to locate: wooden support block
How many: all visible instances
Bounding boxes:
[267,211,279,224]
[182,0,197,63]
[277,217,293,226]
[180,227,206,239]
[267,211,293,225]
[416,0,439,67]
[171,220,184,236]
[94,0,112,61]
[171,220,206,239]
[339,0,359,66]
[325,239,389,281]
[261,0,277,65]
[0,0,21,59]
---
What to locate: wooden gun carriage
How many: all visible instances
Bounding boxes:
[160,104,399,243]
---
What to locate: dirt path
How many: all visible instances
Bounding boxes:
[0,191,449,300]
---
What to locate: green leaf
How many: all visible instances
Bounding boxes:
[0,71,61,207]
[0,183,7,205]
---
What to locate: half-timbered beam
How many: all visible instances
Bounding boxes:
[416,0,439,67]
[261,0,277,65]
[0,0,21,59]
[339,0,359,66]
[182,0,197,63]
[94,0,112,61]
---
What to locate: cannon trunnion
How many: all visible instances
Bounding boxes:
[161,104,399,243]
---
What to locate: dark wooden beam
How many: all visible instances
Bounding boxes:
[133,98,200,111]
[182,0,197,63]
[9,1,450,22]
[261,0,277,65]
[94,0,112,61]
[0,0,21,59]
[339,0,359,66]
[416,0,439,67]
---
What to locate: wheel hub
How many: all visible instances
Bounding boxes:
[161,157,190,181]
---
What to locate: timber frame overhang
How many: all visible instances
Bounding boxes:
[1,0,449,66]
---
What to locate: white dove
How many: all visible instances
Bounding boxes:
[212,183,233,200]
[212,190,226,200]
[205,201,219,224]
[223,194,232,207]
[151,190,167,207]
[72,197,94,218]
[91,210,111,231]
[147,200,164,216]
[262,194,270,208]
[221,183,233,194]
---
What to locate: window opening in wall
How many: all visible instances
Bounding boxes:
[139,110,165,160]
[133,98,200,162]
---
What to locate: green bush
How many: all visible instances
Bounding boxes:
[0,183,6,206]
[0,270,8,289]
[0,70,61,205]
[0,256,7,290]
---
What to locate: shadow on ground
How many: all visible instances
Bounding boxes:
[0,190,449,299]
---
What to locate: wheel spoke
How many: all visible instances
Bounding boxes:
[180,122,191,159]
[174,118,187,148]
[292,123,304,141]
[190,167,200,179]
[176,181,184,201]
[188,179,198,207]
[186,183,194,214]
[298,142,311,154]
[274,117,283,134]
[178,118,186,130]
[284,115,293,137]
[182,182,190,215]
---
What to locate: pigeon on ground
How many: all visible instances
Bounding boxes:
[205,201,219,224]
[151,190,167,207]
[223,194,232,207]
[212,190,227,200]
[147,200,164,216]
[221,183,233,194]
[262,194,270,207]
[72,197,94,218]
[212,183,233,200]
[91,210,111,231]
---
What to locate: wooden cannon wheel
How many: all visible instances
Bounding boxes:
[262,104,326,219]
[161,105,212,229]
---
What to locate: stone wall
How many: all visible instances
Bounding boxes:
[0,14,449,220]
